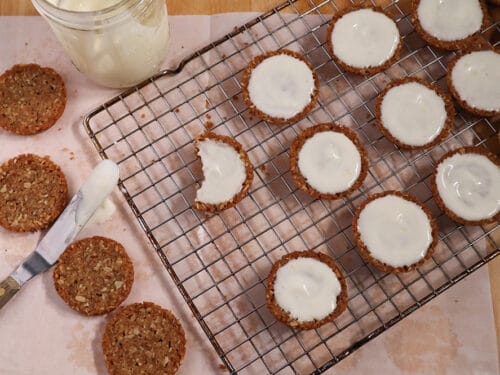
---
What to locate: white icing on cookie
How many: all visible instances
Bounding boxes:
[436,152,500,221]
[248,53,315,119]
[357,194,433,267]
[451,50,500,113]
[274,257,341,322]
[417,0,483,41]
[330,8,400,69]
[298,130,362,194]
[380,81,447,146]
[196,138,246,204]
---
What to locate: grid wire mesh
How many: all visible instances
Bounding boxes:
[84,0,500,373]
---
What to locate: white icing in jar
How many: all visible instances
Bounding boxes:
[248,53,315,119]
[32,0,170,88]
[357,194,433,268]
[330,8,400,68]
[380,81,447,147]
[417,0,483,41]
[196,138,246,205]
[436,152,500,221]
[274,257,341,322]
[298,130,362,194]
[451,51,500,113]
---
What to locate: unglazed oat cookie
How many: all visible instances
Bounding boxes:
[102,302,186,375]
[0,64,66,135]
[53,236,134,316]
[446,49,500,116]
[266,250,348,330]
[411,0,489,51]
[0,154,68,232]
[375,77,454,150]
[326,5,401,76]
[431,147,500,225]
[290,123,368,200]
[353,191,438,273]
[193,132,254,212]
[241,49,319,125]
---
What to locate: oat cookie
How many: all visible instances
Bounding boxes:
[53,236,134,316]
[102,302,186,375]
[266,250,348,330]
[193,132,254,212]
[241,49,319,125]
[0,64,66,135]
[0,154,68,232]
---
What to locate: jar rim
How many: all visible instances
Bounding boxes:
[31,0,145,29]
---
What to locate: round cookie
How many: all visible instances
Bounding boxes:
[0,154,68,232]
[241,49,319,125]
[102,302,186,375]
[193,132,254,212]
[0,64,66,135]
[290,123,368,200]
[446,49,500,117]
[266,250,348,330]
[375,77,455,150]
[431,147,499,225]
[352,191,438,273]
[326,5,402,76]
[53,236,134,316]
[411,0,490,51]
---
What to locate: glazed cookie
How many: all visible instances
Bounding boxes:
[353,191,438,273]
[266,250,348,330]
[375,77,454,150]
[0,64,66,135]
[411,0,490,51]
[102,302,186,375]
[431,147,499,225]
[241,49,319,125]
[193,132,254,212]
[0,154,68,232]
[326,5,401,76]
[53,236,134,316]
[290,123,368,200]
[446,49,500,117]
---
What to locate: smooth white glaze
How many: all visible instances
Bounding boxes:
[358,195,433,267]
[196,138,246,205]
[298,130,362,194]
[248,53,315,119]
[436,153,500,221]
[417,0,483,41]
[76,159,120,227]
[331,8,400,68]
[274,257,341,322]
[381,81,447,146]
[451,51,500,112]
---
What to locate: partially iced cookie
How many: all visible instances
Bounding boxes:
[432,147,500,225]
[241,49,319,125]
[193,132,253,212]
[353,191,438,273]
[266,250,348,330]
[290,123,368,200]
[412,0,489,51]
[446,49,500,116]
[326,6,401,76]
[375,77,454,150]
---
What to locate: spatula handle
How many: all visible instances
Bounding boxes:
[0,276,20,311]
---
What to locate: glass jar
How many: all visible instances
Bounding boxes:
[31,0,170,88]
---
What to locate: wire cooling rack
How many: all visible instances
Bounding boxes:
[84,0,499,373]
